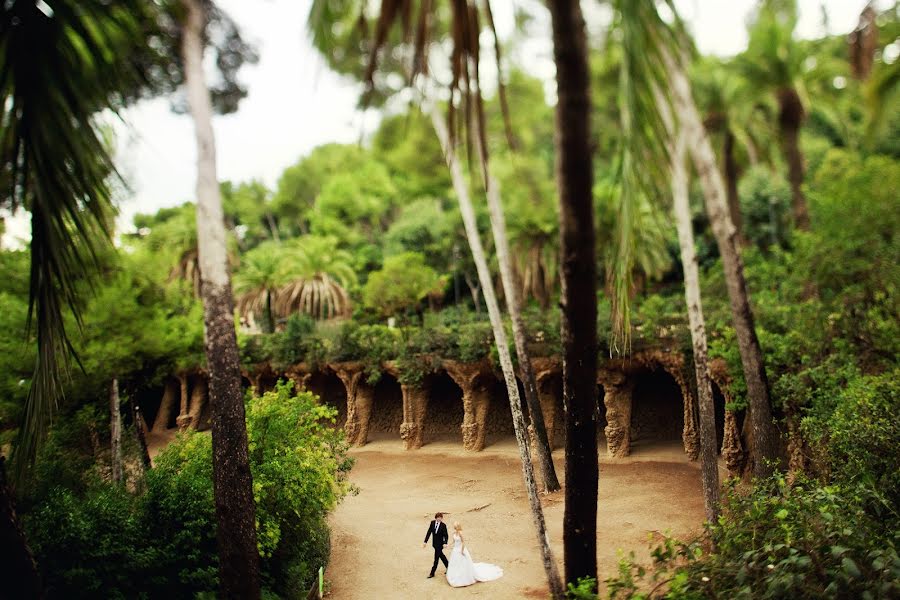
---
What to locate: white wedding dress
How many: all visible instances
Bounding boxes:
[446,532,503,587]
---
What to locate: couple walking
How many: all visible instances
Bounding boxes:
[422,512,503,588]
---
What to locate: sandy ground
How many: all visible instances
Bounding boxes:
[325,435,707,600]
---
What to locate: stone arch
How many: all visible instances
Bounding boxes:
[304,369,348,429]
[425,370,465,443]
[483,375,516,447]
[369,372,404,441]
[629,367,685,452]
[141,382,170,433]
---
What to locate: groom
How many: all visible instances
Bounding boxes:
[422,512,449,578]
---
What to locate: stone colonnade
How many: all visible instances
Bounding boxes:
[150,352,748,475]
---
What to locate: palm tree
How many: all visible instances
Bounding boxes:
[179,0,261,596]
[234,241,283,333]
[610,0,778,481]
[545,0,600,588]
[693,57,775,245]
[653,85,720,524]
[2,1,174,590]
[307,10,564,592]
[275,236,355,320]
[665,46,779,479]
[738,0,811,230]
[431,111,565,599]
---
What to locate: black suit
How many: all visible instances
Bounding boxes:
[424,520,449,576]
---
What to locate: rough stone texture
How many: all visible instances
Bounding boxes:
[183,374,208,430]
[722,410,746,476]
[535,367,563,450]
[630,370,686,444]
[598,369,634,458]
[708,358,748,476]
[369,375,404,436]
[289,366,349,428]
[419,371,465,440]
[399,382,429,449]
[333,363,375,447]
[444,360,493,451]
[483,378,515,437]
[155,349,715,462]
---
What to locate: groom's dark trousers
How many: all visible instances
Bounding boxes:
[424,520,449,576]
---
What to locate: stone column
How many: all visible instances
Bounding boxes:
[444,361,492,452]
[176,373,191,431]
[722,410,746,476]
[598,370,634,458]
[400,382,429,450]
[183,375,208,430]
[334,364,374,447]
[666,365,700,461]
[461,382,491,452]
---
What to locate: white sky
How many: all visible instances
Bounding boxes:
[1,0,890,247]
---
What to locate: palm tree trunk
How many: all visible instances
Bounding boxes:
[181,1,261,597]
[472,112,560,493]
[431,109,565,600]
[0,457,42,599]
[109,378,123,484]
[777,87,810,231]
[546,0,599,588]
[657,92,720,522]
[723,129,746,246]
[667,51,778,479]
[265,289,274,334]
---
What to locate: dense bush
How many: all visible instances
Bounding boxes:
[602,475,900,599]
[23,383,353,599]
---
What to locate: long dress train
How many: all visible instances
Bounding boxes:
[446,533,503,587]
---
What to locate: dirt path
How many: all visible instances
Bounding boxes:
[325,436,706,599]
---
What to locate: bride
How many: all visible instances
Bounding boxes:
[446,522,503,588]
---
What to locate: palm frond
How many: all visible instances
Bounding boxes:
[608,0,680,354]
[1,1,162,479]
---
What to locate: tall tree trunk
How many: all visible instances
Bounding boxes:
[667,51,778,478]
[109,378,123,484]
[0,457,42,599]
[471,107,560,493]
[547,0,599,588]
[431,109,565,600]
[152,378,178,433]
[657,89,720,522]
[181,1,261,597]
[723,129,746,247]
[265,289,274,334]
[265,211,281,242]
[777,87,810,231]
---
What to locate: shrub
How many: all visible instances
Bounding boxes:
[819,369,900,509]
[603,475,900,599]
[25,484,155,599]
[25,383,353,599]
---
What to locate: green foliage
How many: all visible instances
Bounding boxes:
[26,484,155,599]
[362,252,446,320]
[806,369,900,509]
[603,475,900,599]
[23,383,353,599]
[737,167,793,250]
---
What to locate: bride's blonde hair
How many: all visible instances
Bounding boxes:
[453,521,462,532]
